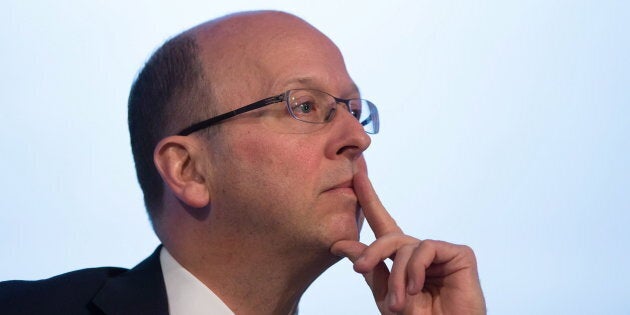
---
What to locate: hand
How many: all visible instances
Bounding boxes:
[330,167,486,315]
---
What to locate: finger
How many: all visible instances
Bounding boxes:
[406,240,475,295]
[406,241,433,295]
[330,240,367,261]
[386,244,415,312]
[403,240,486,314]
[353,169,401,237]
[353,234,419,273]
[330,240,391,306]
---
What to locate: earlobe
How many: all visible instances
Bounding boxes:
[154,136,210,208]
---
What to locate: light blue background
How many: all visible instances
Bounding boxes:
[1,1,629,314]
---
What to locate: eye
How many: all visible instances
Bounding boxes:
[350,108,359,119]
[347,100,362,119]
[294,102,314,114]
[287,90,326,122]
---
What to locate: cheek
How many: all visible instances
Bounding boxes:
[210,128,327,208]
[237,138,287,177]
[284,146,322,176]
[212,135,324,228]
[236,135,322,181]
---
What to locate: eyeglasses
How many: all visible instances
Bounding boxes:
[177,89,379,136]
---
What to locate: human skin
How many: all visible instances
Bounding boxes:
[331,159,486,314]
[152,11,485,315]
[154,12,370,314]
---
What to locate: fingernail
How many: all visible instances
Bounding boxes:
[388,292,397,308]
[407,279,416,293]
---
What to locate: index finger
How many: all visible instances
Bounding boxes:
[354,162,402,237]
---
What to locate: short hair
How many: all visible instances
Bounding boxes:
[128,34,211,222]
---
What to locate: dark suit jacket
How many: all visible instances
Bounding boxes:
[0,247,169,315]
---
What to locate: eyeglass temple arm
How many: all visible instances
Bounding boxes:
[177,94,285,136]
[361,115,372,126]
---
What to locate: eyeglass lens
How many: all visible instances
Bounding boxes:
[285,89,378,134]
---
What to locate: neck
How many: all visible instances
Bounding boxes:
[162,227,339,315]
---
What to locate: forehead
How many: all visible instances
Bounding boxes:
[262,41,358,97]
[191,12,357,108]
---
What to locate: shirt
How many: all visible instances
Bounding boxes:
[160,247,235,315]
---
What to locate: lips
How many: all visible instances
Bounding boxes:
[324,179,354,194]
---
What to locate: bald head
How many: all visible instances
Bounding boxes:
[129,11,354,223]
[188,11,350,111]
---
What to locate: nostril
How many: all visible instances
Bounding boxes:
[336,145,359,156]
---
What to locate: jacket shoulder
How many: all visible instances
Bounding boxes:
[0,267,127,314]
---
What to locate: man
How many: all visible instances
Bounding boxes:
[0,11,485,314]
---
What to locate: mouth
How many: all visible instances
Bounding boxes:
[323,179,355,195]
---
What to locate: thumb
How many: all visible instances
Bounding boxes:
[330,240,367,262]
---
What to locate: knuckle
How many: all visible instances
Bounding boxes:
[458,244,476,257]
[418,238,437,249]
[456,244,479,265]
[402,243,416,251]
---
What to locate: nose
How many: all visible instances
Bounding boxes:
[325,106,372,160]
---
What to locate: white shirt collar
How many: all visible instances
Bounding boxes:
[160,247,235,315]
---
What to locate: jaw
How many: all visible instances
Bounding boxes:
[312,195,362,245]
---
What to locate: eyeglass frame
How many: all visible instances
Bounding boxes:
[176,89,379,136]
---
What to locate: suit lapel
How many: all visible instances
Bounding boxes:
[92,246,169,315]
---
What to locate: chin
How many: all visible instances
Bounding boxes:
[310,197,362,247]
[323,211,361,244]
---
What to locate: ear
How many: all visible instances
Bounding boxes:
[154,136,210,208]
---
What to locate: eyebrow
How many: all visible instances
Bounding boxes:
[288,77,361,98]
